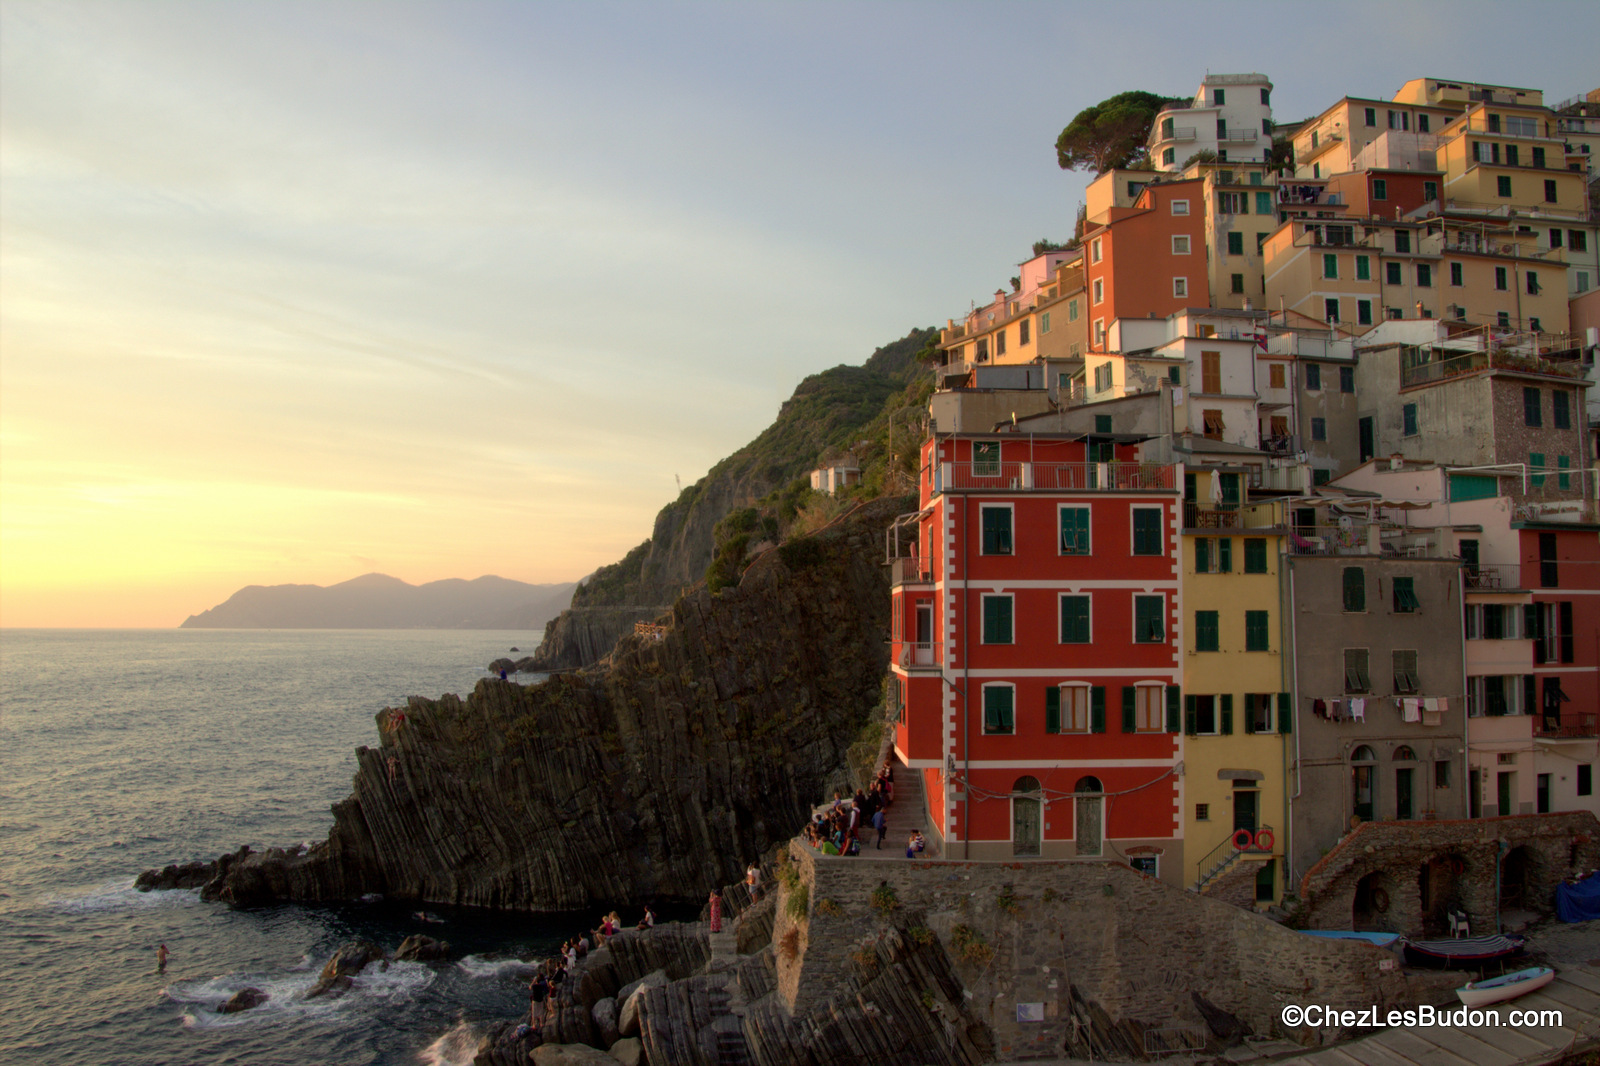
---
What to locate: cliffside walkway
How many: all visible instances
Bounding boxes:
[879,753,940,858]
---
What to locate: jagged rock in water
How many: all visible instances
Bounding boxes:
[617,969,670,1038]
[160,499,905,912]
[473,1019,540,1066]
[134,860,215,892]
[305,940,386,999]
[394,934,450,961]
[217,987,268,1013]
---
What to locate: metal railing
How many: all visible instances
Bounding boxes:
[1464,564,1521,590]
[1158,125,1197,142]
[1535,713,1598,738]
[1401,347,1588,388]
[1183,502,1244,529]
[1193,823,1275,892]
[890,557,932,586]
[933,461,1176,493]
[1219,129,1258,143]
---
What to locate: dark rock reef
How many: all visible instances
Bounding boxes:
[148,498,905,911]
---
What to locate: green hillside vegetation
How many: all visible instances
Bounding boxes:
[575,327,939,605]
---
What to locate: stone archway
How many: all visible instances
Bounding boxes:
[1419,852,1469,935]
[1352,871,1391,931]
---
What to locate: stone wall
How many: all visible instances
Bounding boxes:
[1298,811,1600,935]
[777,844,1460,1060]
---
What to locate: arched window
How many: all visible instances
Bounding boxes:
[1075,776,1104,793]
[1393,745,1416,761]
[1351,745,1376,762]
[1012,776,1041,793]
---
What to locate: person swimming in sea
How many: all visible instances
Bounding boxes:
[157,944,168,972]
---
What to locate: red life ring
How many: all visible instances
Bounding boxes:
[1253,828,1275,852]
[1232,829,1254,851]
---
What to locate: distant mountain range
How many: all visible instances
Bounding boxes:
[179,573,578,630]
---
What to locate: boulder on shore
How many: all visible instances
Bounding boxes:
[394,934,451,961]
[530,1044,618,1066]
[305,940,386,998]
[591,996,620,1048]
[217,987,269,1013]
[608,1036,645,1066]
[616,969,668,1038]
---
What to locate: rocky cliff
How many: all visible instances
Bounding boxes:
[170,497,909,911]
[528,328,935,671]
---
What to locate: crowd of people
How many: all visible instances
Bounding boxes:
[523,905,655,1036]
[798,759,926,858]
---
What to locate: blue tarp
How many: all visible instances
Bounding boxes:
[1556,874,1600,923]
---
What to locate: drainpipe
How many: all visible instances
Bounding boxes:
[1287,555,1303,886]
[1495,839,1509,933]
[1459,568,1471,821]
[962,483,971,861]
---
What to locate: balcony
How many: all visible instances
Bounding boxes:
[1183,502,1244,529]
[896,641,940,670]
[1401,347,1588,388]
[1535,712,1598,739]
[1156,125,1197,144]
[932,461,1176,494]
[890,557,933,587]
[1464,564,1522,590]
[1219,129,1258,143]
[1288,524,1460,558]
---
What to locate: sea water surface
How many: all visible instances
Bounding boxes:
[0,629,608,1066]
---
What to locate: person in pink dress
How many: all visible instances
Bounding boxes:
[708,891,723,932]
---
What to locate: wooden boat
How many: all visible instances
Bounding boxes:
[1457,965,1555,1007]
[1404,934,1526,967]
[1301,930,1403,947]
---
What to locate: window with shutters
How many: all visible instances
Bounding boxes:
[982,683,1015,734]
[1192,695,1220,734]
[1245,610,1269,652]
[1269,364,1285,389]
[1403,404,1418,437]
[1134,685,1164,732]
[1134,595,1165,643]
[1059,595,1091,644]
[1245,693,1275,733]
[1356,255,1371,281]
[980,506,1013,555]
[1392,576,1420,613]
[1195,536,1232,574]
[1050,684,1091,733]
[1059,506,1090,555]
[1323,253,1338,279]
[1196,610,1220,652]
[981,595,1013,644]
[1244,538,1268,573]
[1344,648,1371,693]
[1524,387,1542,427]
[1019,318,1030,345]
[1228,231,1244,256]
[1203,409,1225,439]
[1554,390,1570,429]
[1340,366,1354,394]
[1343,567,1366,612]
[1201,350,1222,394]
[1131,508,1163,556]
[973,440,1001,476]
[1394,649,1419,694]
[1305,363,1321,390]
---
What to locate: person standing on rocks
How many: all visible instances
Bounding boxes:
[872,807,887,849]
[709,891,722,933]
[528,971,549,1031]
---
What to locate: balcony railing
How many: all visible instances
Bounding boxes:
[1464,564,1522,590]
[1289,524,1458,557]
[1219,129,1258,143]
[1401,348,1588,388]
[1535,712,1598,738]
[1158,125,1197,143]
[1183,502,1244,529]
[933,461,1176,494]
[896,641,940,669]
[890,557,932,586]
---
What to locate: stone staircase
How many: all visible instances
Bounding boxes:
[704,922,752,1064]
[878,755,939,858]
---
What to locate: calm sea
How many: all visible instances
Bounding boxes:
[0,629,614,1066]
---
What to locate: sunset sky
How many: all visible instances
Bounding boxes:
[3,1,1596,627]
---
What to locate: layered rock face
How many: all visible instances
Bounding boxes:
[524,606,674,672]
[185,499,906,911]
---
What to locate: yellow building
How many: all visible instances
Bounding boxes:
[1433,102,1588,219]
[937,252,1088,382]
[1264,218,1383,330]
[1180,469,1290,906]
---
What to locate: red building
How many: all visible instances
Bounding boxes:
[1520,519,1600,728]
[1325,168,1444,219]
[1082,177,1209,352]
[889,430,1185,877]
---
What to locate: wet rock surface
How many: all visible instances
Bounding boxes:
[394,934,451,961]
[305,940,386,999]
[148,499,905,912]
[217,987,268,1013]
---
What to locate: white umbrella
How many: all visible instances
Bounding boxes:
[1210,471,1224,506]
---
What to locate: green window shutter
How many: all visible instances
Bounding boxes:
[1244,538,1267,573]
[1045,686,1061,734]
[1185,695,1198,736]
[1166,685,1181,732]
[1220,694,1234,735]
[1090,687,1106,733]
[1061,596,1089,643]
[984,597,1013,643]
[1560,602,1574,663]
[1244,695,1257,733]
[1122,686,1137,733]
[1245,610,1269,652]
[1197,611,1219,652]
[1530,452,1546,488]
[1343,567,1365,612]
[1255,190,1272,214]
[1218,538,1232,573]
[1195,537,1209,573]
[1278,692,1292,733]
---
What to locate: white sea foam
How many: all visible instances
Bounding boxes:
[456,954,538,980]
[418,1019,481,1066]
[53,880,199,914]
[171,957,437,1030]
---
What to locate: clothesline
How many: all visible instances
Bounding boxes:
[1309,695,1449,723]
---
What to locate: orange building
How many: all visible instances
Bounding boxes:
[1082,177,1210,351]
